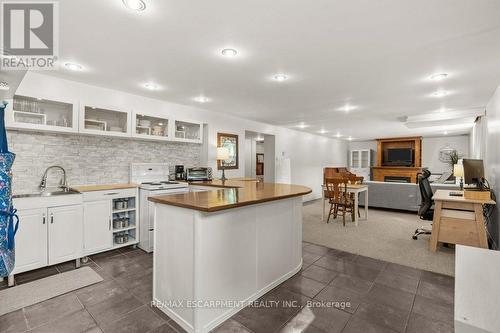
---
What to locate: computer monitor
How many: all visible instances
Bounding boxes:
[463,159,485,186]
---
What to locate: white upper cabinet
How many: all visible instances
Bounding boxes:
[7,95,205,143]
[5,94,78,133]
[349,149,372,180]
[173,119,203,143]
[132,111,170,141]
[79,103,131,137]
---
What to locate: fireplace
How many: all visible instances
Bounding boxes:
[384,176,411,183]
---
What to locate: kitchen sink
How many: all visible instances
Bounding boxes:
[13,188,81,199]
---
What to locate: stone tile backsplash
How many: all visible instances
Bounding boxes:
[7,130,202,194]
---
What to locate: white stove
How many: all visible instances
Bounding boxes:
[139,181,187,191]
[131,163,189,252]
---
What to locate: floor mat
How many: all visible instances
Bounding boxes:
[0,266,103,316]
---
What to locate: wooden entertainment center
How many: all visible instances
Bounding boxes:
[372,136,422,183]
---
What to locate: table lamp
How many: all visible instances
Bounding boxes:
[217,147,230,181]
[454,164,464,190]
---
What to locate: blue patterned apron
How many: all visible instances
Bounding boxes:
[0,101,18,278]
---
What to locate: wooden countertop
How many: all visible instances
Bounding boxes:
[72,183,138,192]
[433,189,496,205]
[148,180,312,212]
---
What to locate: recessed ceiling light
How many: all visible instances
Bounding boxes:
[122,0,146,11]
[143,82,160,90]
[444,131,448,135]
[193,96,210,103]
[430,73,448,81]
[318,129,328,134]
[432,90,449,98]
[348,136,353,141]
[297,122,307,129]
[337,104,357,112]
[221,48,237,57]
[273,74,289,82]
[0,81,9,91]
[64,62,83,71]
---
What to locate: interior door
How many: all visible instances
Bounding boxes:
[83,200,112,255]
[256,153,264,176]
[12,208,48,274]
[48,205,83,265]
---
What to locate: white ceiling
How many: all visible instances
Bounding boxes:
[0,69,26,100]
[40,0,500,140]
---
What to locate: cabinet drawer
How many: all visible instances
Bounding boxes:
[83,188,137,201]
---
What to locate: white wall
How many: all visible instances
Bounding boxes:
[244,138,255,178]
[15,72,348,200]
[485,85,500,247]
[256,142,264,153]
[348,135,470,174]
[263,136,275,182]
[422,135,469,174]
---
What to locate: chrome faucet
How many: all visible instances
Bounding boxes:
[39,166,69,192]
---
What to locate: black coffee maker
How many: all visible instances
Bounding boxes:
[175,165,185,180]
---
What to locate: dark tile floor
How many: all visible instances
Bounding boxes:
[0,243,454,333]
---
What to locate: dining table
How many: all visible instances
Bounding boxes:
[321,183,369,226]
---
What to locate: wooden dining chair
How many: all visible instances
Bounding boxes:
[343,174,364,217]
[324,177,355,226]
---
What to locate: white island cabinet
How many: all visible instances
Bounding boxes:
[149,181,310,333]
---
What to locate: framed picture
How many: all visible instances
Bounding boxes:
[217,132,239,170]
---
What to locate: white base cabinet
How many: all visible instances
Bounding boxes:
[82,188,139,255]
[12,194,84,278]
[83,200,112,255]
[13,208,48,274]
[48,205,83,265]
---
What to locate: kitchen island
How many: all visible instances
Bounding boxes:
[149,180,311,333]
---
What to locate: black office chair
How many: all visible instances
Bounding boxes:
[412,169,434,240]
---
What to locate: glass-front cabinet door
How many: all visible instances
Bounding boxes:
[132,111,169,140]
[173,119,203,143]
[79,103,131,137]
[350,150,360,168]
[5,94,78,133]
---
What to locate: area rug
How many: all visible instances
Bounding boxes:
[0,266,103,316]
[302,200,455,276]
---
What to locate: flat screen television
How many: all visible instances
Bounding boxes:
[385,148,414,166]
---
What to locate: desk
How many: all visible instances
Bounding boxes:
[430,190,495,252]
[322,184,369,226]
[455,245,500,333]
